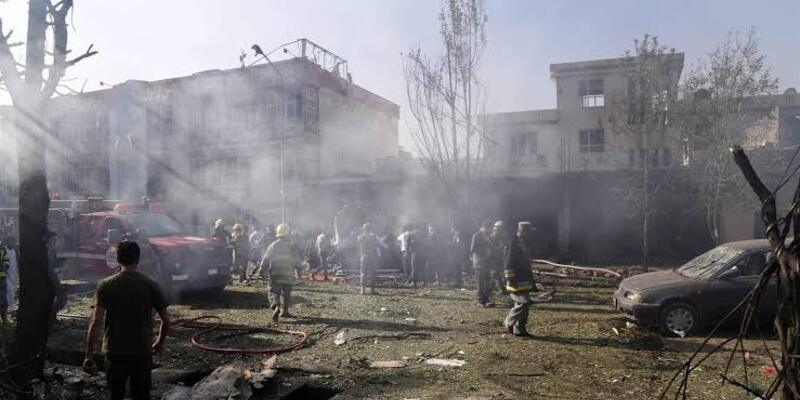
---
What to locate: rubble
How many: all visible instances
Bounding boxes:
[161,359,277,400]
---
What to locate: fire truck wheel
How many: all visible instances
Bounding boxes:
[59,259,81,281]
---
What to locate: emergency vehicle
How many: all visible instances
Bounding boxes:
[1,197,231,299]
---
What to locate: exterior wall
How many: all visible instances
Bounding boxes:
[0,56,400,230]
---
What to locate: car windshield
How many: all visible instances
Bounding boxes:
[122,214,187,237]
[676,246,744,279]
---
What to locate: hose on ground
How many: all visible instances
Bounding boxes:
[58,313,308,355]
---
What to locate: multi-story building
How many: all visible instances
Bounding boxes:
[0,39,400,227]
[485,53,800,261]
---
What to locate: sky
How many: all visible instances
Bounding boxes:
[0,0,798,149]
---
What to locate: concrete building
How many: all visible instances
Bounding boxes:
[0,39,400,227]
[485,53,800,261]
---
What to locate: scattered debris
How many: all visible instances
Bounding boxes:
[404,317,417,322]
[334,330,347,346]
[611,327,620,336]
[424,358,466,368]
[162,362,254,400]
[369,360,409,368]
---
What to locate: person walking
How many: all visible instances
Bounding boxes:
[357,223,381,295]
[470,220,494,307]
[503,222,536,338]
[314,230,333,280]
[261,224,301,321]
[83,241,170,400]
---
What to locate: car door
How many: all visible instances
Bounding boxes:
[703,251,770,326]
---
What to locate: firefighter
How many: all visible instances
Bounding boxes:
[212,219,230,242]
[471,220,494,307]
[503,222,536,337]
[357,223,381,295]
[261,224,301,321]
[231,224,251,283]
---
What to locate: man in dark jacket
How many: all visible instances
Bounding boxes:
[503,222,536,337]
[470,221,494,307]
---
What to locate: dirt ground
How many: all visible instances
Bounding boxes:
[57,276,780,400]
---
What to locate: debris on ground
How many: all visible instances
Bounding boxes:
[424,358,467,368]
[161,361,255,400]
[334,330,347,346]
[368,360,409,368]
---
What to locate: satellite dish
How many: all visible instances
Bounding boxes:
[785,88,797,95]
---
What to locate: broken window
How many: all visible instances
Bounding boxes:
[579,79,604,108]
[579,129,604,153]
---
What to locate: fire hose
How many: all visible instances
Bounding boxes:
[58,313,308,355]
[171,316,307,355]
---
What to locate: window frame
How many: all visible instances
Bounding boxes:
[579,128,605,153]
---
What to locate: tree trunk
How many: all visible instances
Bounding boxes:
[7,0,54,385]
[8,106,54,386]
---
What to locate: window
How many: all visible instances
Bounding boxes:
[579,79,604,108]
[579,129,604,153]
[736,251,770,277]
[510,132,538,160]
[303,87,319,133]
[287,93,303,120]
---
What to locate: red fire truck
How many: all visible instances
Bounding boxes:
[38,198,231,299]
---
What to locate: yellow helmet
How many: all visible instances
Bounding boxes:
[232,223,244,232]
[493,220,504,228]
[214,219,225,229]
[275,223,291,238]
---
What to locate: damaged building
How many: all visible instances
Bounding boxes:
[0,39,400,230]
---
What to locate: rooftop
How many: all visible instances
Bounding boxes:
[550,53,685,78]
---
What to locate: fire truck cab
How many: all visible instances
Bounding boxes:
[53,199,231,298]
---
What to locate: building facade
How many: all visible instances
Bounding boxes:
[0,41,400,228]
[485,53,800,261]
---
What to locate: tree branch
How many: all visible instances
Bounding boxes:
[0,18,26,103]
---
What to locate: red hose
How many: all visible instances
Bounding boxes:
[59,313,308,355]
[172,316,308,355]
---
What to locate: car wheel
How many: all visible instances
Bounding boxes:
[660,302,699,337]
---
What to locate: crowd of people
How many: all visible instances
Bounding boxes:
[208,216,537,320]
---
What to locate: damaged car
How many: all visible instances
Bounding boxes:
[614,239,778,336]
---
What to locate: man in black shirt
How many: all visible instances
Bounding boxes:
[83,241,170,400]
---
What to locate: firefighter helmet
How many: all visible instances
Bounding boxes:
[214,219,225,229]
[275,224,291,238]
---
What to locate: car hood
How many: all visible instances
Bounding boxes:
[148,235,221,249]
[620,269,691,292]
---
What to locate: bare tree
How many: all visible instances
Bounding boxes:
[605,35,683,270]
[660,146,799,399]
[675,28,779,244]
[403,0,487,212]
[0,0,96,389]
